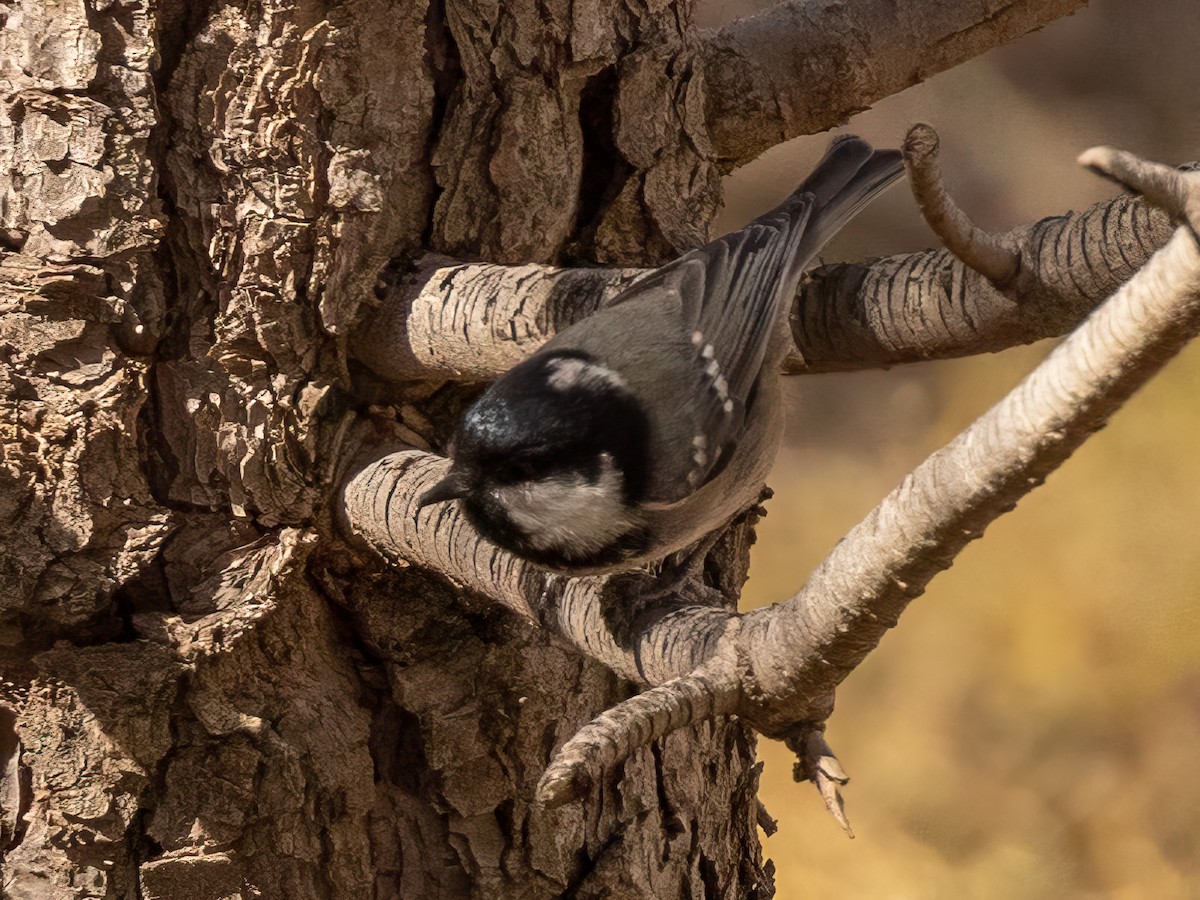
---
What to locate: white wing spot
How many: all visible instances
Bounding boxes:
[692,435,707,449]
[697,343,730,401]
[723,399,734,413]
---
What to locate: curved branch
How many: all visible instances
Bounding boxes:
[741,173,1200,736]
[1080,147,1200,225]
[902,123,1020,286]
[341,452,737,685]
[535,658,741,808]
[347,148,1200,822]
[697,0,1088,171]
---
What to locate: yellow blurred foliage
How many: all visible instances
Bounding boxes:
[748,344,1200,897]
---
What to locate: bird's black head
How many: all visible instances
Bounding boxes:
[419,350,653,571]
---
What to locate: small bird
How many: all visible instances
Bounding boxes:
[418,136,904,574]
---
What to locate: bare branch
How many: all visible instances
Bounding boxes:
[739,168,1200,737]
[341,451,738,685]
[790,192,1171,372]
[344,451,779,813]
[788,729,853,837]
[1080,147,1200,225]
[346,148,1200,819]
[536,659,741,809]
[355,191,1173,381]
[698,0,1088,171]
[902,123,1020,286]
[356,257,644,382]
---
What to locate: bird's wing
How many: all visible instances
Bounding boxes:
[620,214,811,499]
[604,136,904,502]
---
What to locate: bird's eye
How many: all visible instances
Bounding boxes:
[495,458,539,483]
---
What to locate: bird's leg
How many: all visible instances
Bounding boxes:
[656,529,727,594]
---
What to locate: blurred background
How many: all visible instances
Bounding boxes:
[695,0,1200,896]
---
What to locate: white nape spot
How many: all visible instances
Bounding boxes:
[691,331,704,345]
[493,453,637,556]
[546,357,626,392]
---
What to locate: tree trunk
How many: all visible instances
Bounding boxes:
[0,1,771,896]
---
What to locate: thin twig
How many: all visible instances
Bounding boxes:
[1079,147,1200,227]
[787,729,853,837]
[536,659,741,808]
[902,123,1020,286]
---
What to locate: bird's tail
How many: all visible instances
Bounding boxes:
[777,135,905,287]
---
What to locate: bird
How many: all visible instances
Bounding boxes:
[417,135,904,575]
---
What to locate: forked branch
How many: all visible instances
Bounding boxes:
[344,137,1200,826]
[356,183,1173,382]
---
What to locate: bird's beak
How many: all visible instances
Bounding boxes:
[416,469,473,510]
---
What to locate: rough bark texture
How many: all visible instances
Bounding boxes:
[1,0,774,896]
[0,0,1103,897]
[699,0,1090,171]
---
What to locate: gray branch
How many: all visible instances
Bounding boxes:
[697,0,1089,172]
[355,189,1173,383]
[342,450,737,686]
[345,145,1200,820]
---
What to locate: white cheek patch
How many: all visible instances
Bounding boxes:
[491,454,637,556]
[545,357,627,393]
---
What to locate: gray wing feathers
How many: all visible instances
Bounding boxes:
[692,206,813,409]
[683,136,902,417]
[598,135,904,500]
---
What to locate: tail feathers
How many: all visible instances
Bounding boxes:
[794,134,878,208]
[792,147,904,280]
[773,136,905,286]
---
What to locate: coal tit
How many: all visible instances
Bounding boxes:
[419,136,904,574]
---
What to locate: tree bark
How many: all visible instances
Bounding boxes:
[2,0,763,896]
[0,1,1099,898]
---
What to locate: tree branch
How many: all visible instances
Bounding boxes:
[535,658,741,807]
[341,451,738,686]
[902,123,1021,286]
[742,223,1200,733]
[345,144,1200,823]
[697,0,1089,171]
[355,191,1173,381]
